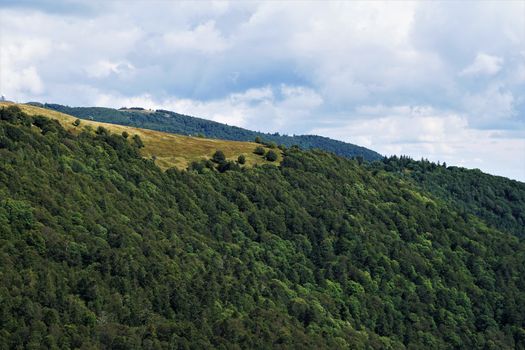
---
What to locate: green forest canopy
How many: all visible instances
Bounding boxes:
[1,106,524,349]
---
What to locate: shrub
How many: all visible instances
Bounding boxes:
[132,134,144,148]
[96,126,108,136]
[122,131,129,139]
[212,150,226,163]
[265,150,278,162]
[189,161,205,173]
[218,161,240,173]
[73,119,81,127]
[254,146,265,155]
[238,155,246,165]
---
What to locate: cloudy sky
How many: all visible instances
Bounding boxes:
[1,1,524,180]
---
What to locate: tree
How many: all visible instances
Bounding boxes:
[254,146,265,155]
[254,136,262,144]
[132,134,144,148]
[73,119,81,127]
[238,155,246,165]
[212,150,226,163]
[218,161,240,173]
[265,150,278,162]
[96,126,108,135]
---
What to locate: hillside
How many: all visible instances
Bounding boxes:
[0,102,281,170]
[1,105,524,349]
[375,156,525,238]
[37,103,382,161]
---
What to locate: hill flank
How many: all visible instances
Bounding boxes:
[40,103,382,161]
[0,102,281,170]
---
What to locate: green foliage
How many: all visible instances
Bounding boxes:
[265,149,278,162]
[376,156,525,237]
[122,131,129,139]
[96,126,108,135]
[73,118,81,127]
[254,146,265,155]
[237,154,246,165]
[132,134,144,148]
[44,104,383,161]
[0,107,524,349]
[212,150,226,163]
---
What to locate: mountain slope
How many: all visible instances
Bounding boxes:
[39,103,382,161]
[1,105,524,349]
[1,102,281,170]
[375,156,525,238]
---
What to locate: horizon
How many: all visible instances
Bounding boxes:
[1,1,524,181]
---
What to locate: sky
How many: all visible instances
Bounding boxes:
[0,1,524,181]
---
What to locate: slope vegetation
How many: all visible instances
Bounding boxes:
[375,156,525,238]
[1,106,524,349]
[39,103,383,161]
[0,102,281,170]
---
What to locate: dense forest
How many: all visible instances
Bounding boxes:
[36,103,382,161]
[374,156,525,238]
[1,106,524,349]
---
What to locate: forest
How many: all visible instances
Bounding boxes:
[1,105,524,349]
[37,103,382,161]
[374,156,525,238]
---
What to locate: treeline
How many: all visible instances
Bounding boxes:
[374,155,525,238]
[39,103,382,161]
[0,106,524,349]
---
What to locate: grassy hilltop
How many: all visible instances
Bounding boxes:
[40,103,383,162]
[0,102,281,170]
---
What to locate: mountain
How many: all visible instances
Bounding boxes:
[5,102,281,170]
[37,103,383,162]
[1,104,524,349]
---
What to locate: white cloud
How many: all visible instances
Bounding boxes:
[460,53,504,77]
[86,60,135,78]
[462,85,516,127]
[0,33,51,98]
[1,66,44,97]
[162,21,230,54]
[310,105,525,181]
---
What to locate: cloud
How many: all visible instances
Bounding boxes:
[460,53,504,77]
[462,85,516,128]
[162,21,230,54]
[310,105,525,181]
[90,84,323,133]
[86,60,135,79]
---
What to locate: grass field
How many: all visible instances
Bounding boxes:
[0,102,282,170]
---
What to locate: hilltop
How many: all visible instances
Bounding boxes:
[36,103,382,162]
[0,102,281,170]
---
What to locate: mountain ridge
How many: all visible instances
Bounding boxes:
[36,102,383,162]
